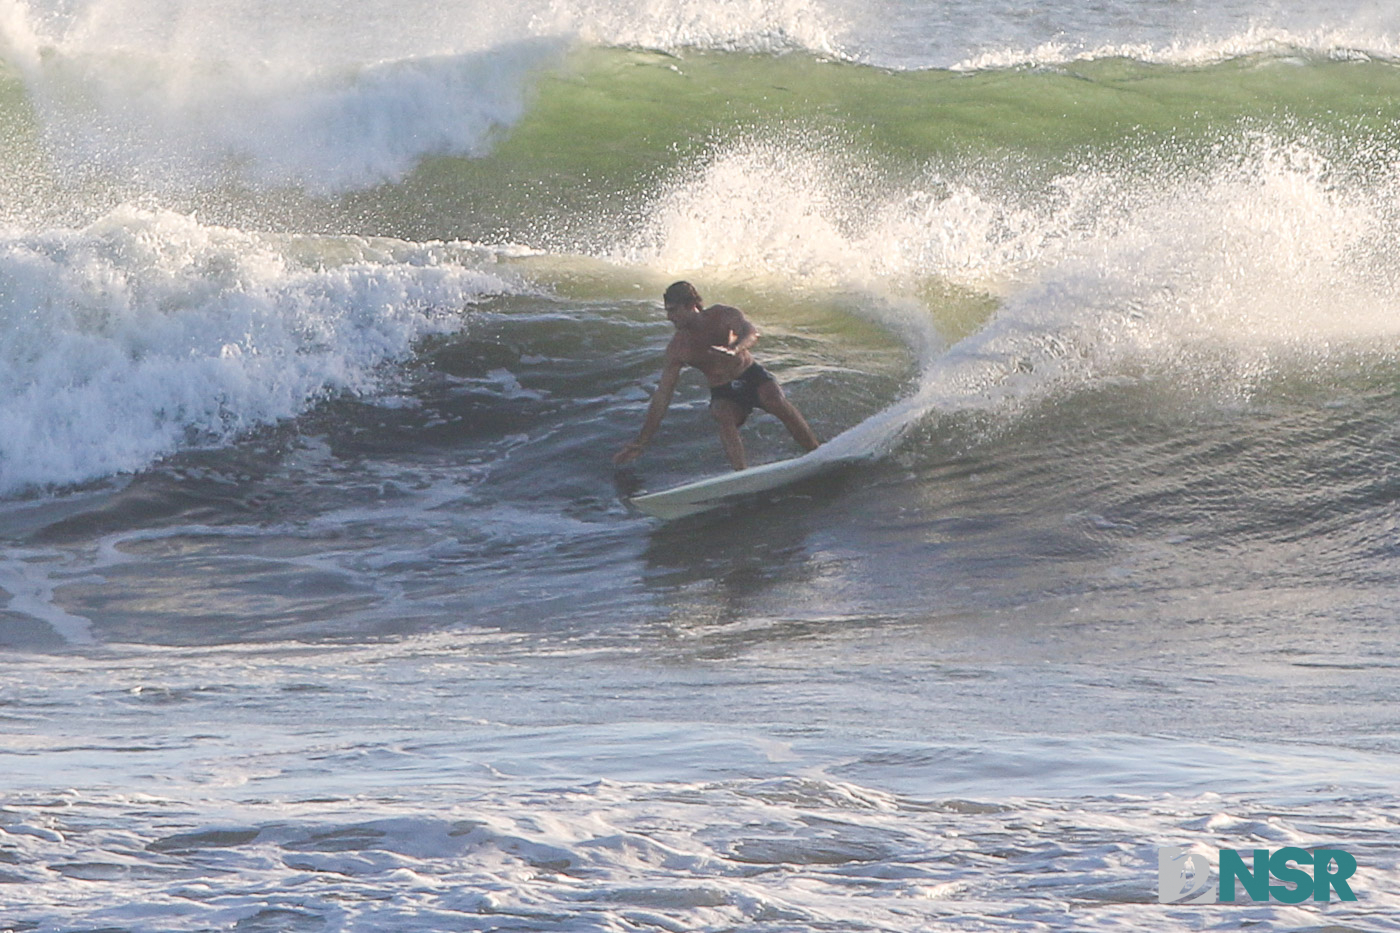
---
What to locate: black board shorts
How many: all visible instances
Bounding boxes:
[709,363,776,425]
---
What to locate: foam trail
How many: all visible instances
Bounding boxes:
[0,551,94,643]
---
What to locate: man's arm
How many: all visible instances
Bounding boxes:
[614,357,683,465]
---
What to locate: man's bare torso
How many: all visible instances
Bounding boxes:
[613,283,820,470]
[666,304,753,386]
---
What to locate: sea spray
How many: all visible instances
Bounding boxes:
[616,127,1400,437]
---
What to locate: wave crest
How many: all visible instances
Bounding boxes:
[0,207,515,493]
[951,24,1400,72]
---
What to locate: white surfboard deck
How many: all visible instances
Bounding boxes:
[626,413,897,520]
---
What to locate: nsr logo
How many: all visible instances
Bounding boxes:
[1159,847,1358,904]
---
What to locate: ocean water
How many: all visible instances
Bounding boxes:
[2,0,1400,929]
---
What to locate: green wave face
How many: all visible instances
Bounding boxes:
[362,48,1400,243]
[4,44,1400,242]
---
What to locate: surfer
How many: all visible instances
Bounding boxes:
[614,281,820,471]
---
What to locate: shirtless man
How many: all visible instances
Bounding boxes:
[614,281,820,471]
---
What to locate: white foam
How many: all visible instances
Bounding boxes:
[0,206,517,494]
[1,779,1395,932]
[951,23,1400,71]
[532,0,843,56]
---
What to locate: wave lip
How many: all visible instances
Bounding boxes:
[0,207,516,496]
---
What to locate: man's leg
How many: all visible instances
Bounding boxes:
[710,399,749,470]
[757,381,820,452]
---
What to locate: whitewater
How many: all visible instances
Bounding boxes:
[2,0,1399,930]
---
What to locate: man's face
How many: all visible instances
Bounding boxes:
[665,301,698,328]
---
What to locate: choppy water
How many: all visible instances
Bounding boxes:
[2,0,1399,929]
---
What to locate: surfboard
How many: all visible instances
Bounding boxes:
[626,416,891,520]
[624,385,927,520]
[627,451,834,519]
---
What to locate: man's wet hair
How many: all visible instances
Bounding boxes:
[664,281,702,309]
